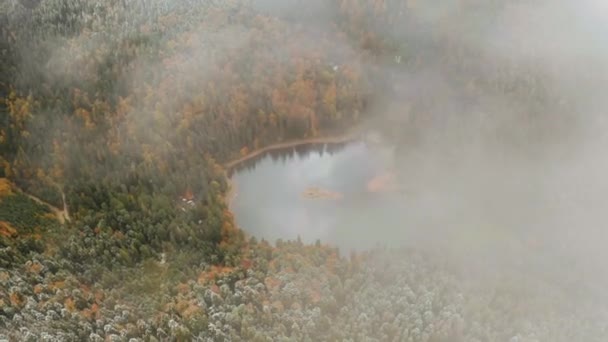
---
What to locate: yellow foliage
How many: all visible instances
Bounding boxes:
[43,212,57,220]
[75,108,95,130]
[7,91,33,131]
[272,300,284,313]
[49,280,66,291]
[181,303,202,319]
[0,178,13,197]
[64,297,76,312]
[0,159,11,178]
[176,283,190,295]
[0,221,16,238]
[175,298,202,319]
[36,168,46,180]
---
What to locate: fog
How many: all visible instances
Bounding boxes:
[224,2,608,338]
[30,0,608,317]
[376,6,608,341]
[4,0,608,340]
[350,0,608,291]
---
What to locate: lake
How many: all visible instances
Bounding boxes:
[228,137,550,255]
[229,140,411,251]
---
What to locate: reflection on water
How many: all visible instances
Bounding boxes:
[230,141,406,250]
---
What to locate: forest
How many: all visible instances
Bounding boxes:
[2,0,608,341]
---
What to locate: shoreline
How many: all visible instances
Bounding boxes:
[223,130,361,171]
[226,177,238,208]
[222,129,362,214]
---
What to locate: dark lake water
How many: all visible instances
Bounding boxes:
[229,141,409,250]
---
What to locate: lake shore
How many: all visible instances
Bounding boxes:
[223,128,363,213]
[223,129,362,171]
[226,177,238,208]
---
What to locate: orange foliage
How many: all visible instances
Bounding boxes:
[308,284,322,304]
[322,83,337,117]
[240,258,253,270]
[113,231,125,240]
[34,284,44,295]
[182,188,194,201]
[221,221,237,243]
[271,89,289,115]
[81,303,100,320]
[325,252,339,274]
[310,291,322,304]
[94,290,104,304]
[197,266,234,285]
[291,78,317,107]
[26,261,43,274]
[268,258,278,272]
[64,297,76,312]
[176,299,202,319]
[220,210,239,245]
[0,221,17,238]
[49,280,66,291]
[9,292,23,308]
[264,276,282,293]
[79,284,91,296]
[115,96,133,119]
[228,86,249,117]
[75,108,95,130]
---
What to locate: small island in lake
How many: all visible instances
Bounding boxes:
[302,187,344,200]
[367,171,397,193]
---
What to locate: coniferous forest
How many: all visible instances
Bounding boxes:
[1,0,608,341]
